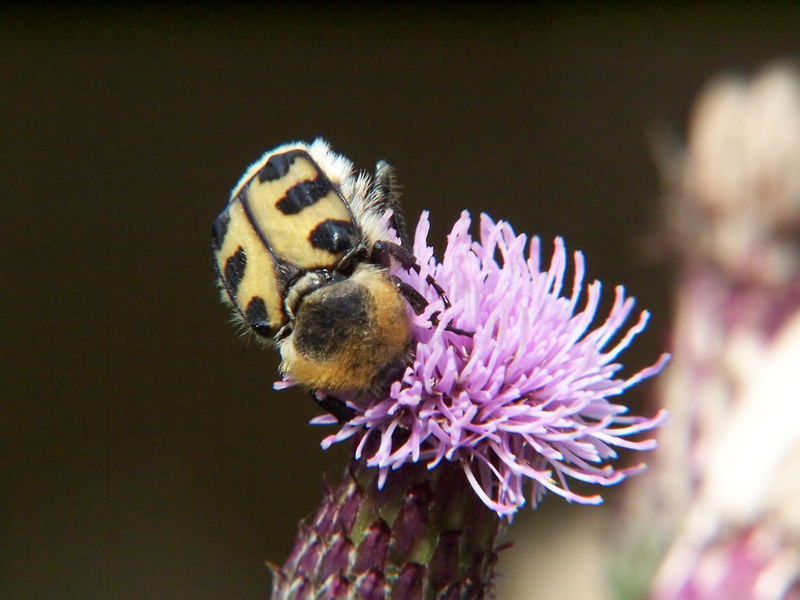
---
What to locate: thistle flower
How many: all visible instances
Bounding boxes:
[306,211,669,518]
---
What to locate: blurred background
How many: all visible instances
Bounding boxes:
[3,5,799,599]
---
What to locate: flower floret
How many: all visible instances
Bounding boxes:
[310,211,668,517]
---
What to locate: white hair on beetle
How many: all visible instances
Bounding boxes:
[306,138,399,246]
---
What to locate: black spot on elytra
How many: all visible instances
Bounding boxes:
[244,297,271,336]
[211,210,230,251]
[256,149,308,183]
[275,178,333,215]
[293,281,370,359]
[308,219,356,254]
[223,247,246,293]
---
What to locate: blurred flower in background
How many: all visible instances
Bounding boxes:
[643,63,800,600]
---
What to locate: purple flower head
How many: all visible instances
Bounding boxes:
[290,211,669,518]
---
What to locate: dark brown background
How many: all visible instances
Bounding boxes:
[3,5,798,598]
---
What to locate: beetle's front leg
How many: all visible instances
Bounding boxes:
[311,391,355,424]
[371,240,417,271]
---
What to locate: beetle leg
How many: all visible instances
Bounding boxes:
[391,276,473,338]
[311,391,355,424]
